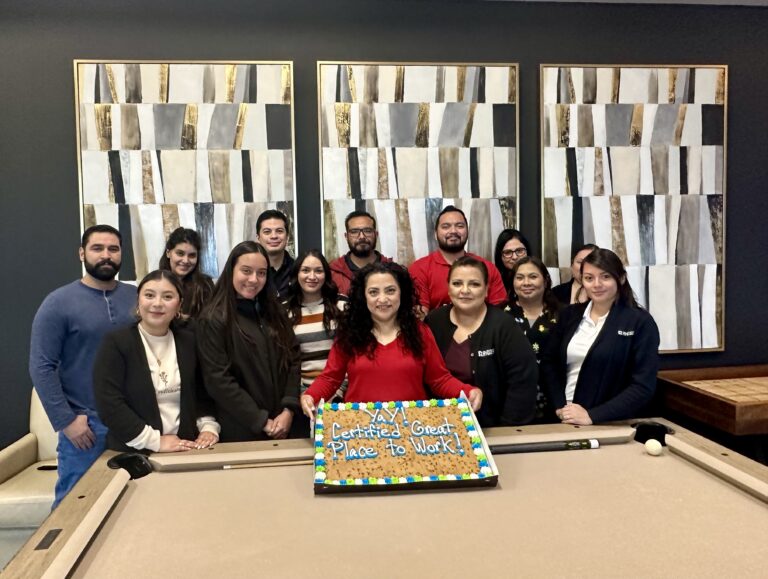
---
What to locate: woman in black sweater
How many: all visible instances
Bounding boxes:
[425,255,538,427]
[197,241,301,442]
[504,256,562,421]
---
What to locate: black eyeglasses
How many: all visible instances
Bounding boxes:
[348,228,375,237]
[502,248,527,258]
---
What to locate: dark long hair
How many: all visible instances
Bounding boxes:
[494,228,532,291]
[158,227,213,318]
[581,249,639,308]
[200,241,295,372]
[284,249,341,333]
[509,256,560,315]
[336,262,423,359]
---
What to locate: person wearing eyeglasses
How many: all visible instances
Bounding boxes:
[493,229,532,295]
[329,210,391,297]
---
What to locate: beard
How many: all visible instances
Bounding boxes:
[437,235,466,254]
[84,258,120,281]
[349,239,375,258]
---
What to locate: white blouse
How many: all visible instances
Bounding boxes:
[127,325,219,452]
[564,302,609,404]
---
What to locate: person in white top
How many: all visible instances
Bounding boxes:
[94,270,220,453]
[540,249,660,426]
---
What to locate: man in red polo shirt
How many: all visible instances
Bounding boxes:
[409,205,507,313]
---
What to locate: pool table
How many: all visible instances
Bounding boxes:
[4,419,768,578]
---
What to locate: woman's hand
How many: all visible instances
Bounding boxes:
[468,388,483,412]
[194,430,219,449]
[159,434,196,453]
[266,409,294,440]
[300,394,317,418]
[558,403,592,426]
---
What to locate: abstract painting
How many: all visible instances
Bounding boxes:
[541,65,727,352]
[75,61,296,281]
[319,62,519,264]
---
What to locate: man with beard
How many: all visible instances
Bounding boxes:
[256,209,294,298]
[409,205,507,313]
[29,225,136,508]
[329,210,391,296]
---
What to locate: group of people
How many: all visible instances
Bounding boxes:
[29,206,659,508]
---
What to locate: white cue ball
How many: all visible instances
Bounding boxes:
[644,439,663,456]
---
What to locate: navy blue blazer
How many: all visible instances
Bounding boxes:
[94,322,214,452]
[539,300,659,423]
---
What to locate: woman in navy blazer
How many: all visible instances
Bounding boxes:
[540,249,660,425]
[94,270,219,453]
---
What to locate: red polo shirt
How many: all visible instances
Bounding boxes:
[408,251,508,311]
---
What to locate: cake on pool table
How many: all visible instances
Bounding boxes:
[313,397,498,493]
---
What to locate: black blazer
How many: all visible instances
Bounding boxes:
[94,322,213,452]
[539,300,660,423]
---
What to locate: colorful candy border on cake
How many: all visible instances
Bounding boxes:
[313,397,496,491]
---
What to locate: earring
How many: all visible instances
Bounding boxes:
[135,307,141,319]
[175,311,182,319]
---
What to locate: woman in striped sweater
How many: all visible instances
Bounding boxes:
[283,250,346,399]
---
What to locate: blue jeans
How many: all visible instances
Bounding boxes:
[53,415,107,510]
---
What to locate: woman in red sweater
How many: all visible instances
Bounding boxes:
[300,262,482,417]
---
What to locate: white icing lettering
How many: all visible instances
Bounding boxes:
[327,440,379,461]
[409,417,456,437]
[408,435,461,456]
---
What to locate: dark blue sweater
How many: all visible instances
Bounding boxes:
[29,280,136,431]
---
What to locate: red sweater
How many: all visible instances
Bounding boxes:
[408,251,507,311]
[305,324,475,404]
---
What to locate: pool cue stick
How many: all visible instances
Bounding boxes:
[222,459,314,470]
[490,439,599,454]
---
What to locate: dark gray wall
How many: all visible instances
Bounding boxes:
[2,0,767,448]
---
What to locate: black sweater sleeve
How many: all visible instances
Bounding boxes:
[497,317,539,425]
[196,317,269,435]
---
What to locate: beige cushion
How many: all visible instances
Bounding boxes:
[30,389,57,461]
[0,460,57,528]
[0,434,38,486]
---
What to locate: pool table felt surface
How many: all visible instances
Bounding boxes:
[5,421,768,578]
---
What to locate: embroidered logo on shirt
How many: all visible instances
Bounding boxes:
[617,330,635,336]
[477,348,495,357]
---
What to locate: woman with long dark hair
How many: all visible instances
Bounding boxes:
[94,270,219,453]
[158,227,214,318]
[494,228,532,294]
[551,243,598,306]
[283,249,345,395]
[505,256,563,421]
[506,256,562,357]
[300,262,482,416]
[540,249,659,425]
[197,241,300,441]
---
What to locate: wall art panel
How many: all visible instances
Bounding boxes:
[76,61,296,281]
[319,62,519,263]
[541,65,727,352]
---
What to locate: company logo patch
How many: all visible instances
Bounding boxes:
[617,330,635,337]
[477,348,495,357]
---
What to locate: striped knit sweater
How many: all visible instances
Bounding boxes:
[290,299,346,397]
